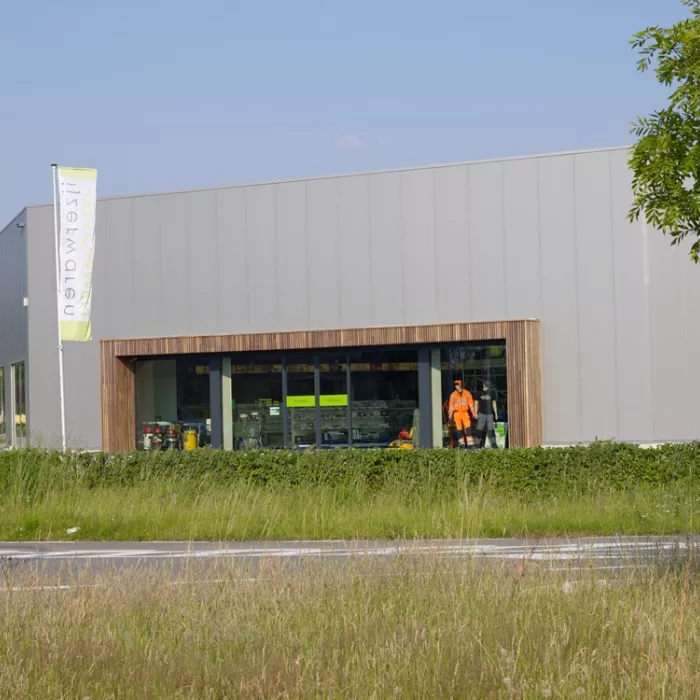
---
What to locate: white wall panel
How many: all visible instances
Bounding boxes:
[184,190,218,336]
[574,151,618,441]
[245,186,278,332]
[433,166,471,323]
[538,155,582,444]
[368,172,404,326]
[337,177,372,328]
[609,149,654,442]
[275,181,310,331]
[306,178,341,330]
[468,162,507,321]
[216,187,250,331]
[503,158,541,319]
[401,169,437,325]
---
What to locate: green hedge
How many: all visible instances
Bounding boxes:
[1,442,699,498]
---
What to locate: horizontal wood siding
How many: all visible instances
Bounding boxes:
[106,321,513,357]
[101,320,541,451]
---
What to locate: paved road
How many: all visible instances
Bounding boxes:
[1,536,697,588]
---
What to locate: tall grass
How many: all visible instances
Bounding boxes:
[1,556,699,698]
[1,477,698,541]
[0,445,699,540]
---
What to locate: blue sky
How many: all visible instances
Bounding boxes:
[0,0,687,224]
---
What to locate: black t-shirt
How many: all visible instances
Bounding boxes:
[477,388,497,415]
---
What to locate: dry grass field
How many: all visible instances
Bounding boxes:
[1,554,698,698]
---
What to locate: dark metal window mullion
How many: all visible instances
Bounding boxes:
[209,356,223,449]
[282,357,289,449]
[346,353,352,447]
[314,355,321,447]
[417,348,432,449]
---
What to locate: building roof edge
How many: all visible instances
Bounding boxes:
[23,144,631,211]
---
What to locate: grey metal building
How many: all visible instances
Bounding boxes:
[1,145,699,451]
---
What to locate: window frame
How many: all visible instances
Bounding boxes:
[11,361,27,448]
[0,366,6,447]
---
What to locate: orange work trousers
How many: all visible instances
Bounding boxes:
[453,413,471,432]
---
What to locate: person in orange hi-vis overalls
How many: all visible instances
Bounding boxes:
[448,379,475,448]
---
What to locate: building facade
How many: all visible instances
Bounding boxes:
[1,146,699,451]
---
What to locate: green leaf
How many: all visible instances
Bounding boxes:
[630,1,700,262]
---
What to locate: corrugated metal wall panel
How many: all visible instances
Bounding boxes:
[306,178,341,330]
[106,198,137,337]
[92,200,110,340]
[26,204,62,447]
[185,190,219,336]
[368,172,404,326]
[574,151,619,441]
[609,149,654,442]
[401,169,437,325]
[0,211,28,446]
[63,338,101,450]
[0,216,27,364]
[682,239,700,440]
[647,222,694,441]
[538,155,582,444]
[432,166,471,323]
[245,185,278,332]
[216,187,250,331]
[468,162,507,322]
[130,196,162,339]
[158,194,190,336]
[275,181,310,331]
[337,177,373,328]
[503,158,541,319]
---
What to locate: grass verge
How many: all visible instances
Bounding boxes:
[1,556,699,698]
[1,445,699,540]
[1,479,699,540]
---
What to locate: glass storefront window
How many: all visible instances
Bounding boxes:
[12,362,26,448]
[349,349,419,448]
[319,355,349,447]
[286,356,316,448]
[176,358,212,450]
[230,356,283,450]
[177,359,210,422]
[440,343,507,449]
[0,367,6,447]
[134,357,211,450]
[130,343,509,452]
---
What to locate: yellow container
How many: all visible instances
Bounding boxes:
[183,430,198,451]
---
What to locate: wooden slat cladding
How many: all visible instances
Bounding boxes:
[101,347,136,453]
[503,321,542,447]
[101,320,541,452]
[106,321,512,357]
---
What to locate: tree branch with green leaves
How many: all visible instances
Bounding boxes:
[629,0,700,262]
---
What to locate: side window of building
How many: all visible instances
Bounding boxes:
[12,362,26,448]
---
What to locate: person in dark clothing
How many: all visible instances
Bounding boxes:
[475,377,499,449]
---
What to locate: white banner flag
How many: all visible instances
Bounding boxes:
[57,167,97,342]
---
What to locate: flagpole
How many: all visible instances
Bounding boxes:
[51,164,67,451]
